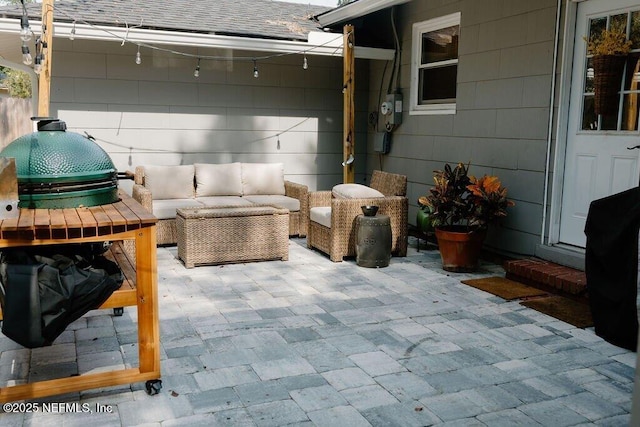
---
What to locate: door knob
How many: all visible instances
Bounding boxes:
[627,145,640,150]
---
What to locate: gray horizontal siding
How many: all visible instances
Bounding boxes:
[50,39,370,193]
[367,0,560,257]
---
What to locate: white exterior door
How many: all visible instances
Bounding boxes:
[560,0,640,248]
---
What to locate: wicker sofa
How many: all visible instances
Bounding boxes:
[307,170,408,262]
[132,163,308,245]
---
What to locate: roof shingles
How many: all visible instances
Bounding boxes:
[0,0,331,41]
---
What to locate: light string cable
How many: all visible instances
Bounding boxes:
[34,3,55,74]
[19,0,32,65]
[87,117,312,154]
[19,1,54,71]
[19,0,32,41]
[48,5,349,67]
[19,5,348,151]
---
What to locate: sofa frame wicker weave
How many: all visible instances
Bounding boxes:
[307,170,408,262]
[132,163,308,245]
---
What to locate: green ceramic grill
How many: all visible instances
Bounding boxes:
[0,118,118,209]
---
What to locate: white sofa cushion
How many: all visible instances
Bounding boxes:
[144,165,195,200]
[152,198,203,219]
[195,163,242,197]
[310,206,332,228]
[241,163,285,196]
[243,195,300,212]
[332,183,384,199]
[196,196,254,207]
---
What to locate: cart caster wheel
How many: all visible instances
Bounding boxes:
[113,307,124,316]
[145,379,162,395]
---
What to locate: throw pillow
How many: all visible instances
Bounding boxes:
[195,163,243,197]
[241,163,285,195]
[144,165,195,199]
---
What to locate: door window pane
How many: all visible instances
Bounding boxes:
[622,53,640,130]
[588,17,607,46]
[631,11,640,48]
[610,13,628,34]
[581,95,597,130]
[622,93,640,130]
[584,56,595,93]
[601,109,619,130]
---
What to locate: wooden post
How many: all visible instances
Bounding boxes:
[37,0,54,117]
[343,24,355,184]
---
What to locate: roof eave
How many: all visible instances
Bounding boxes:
[0,18,394,60]
[315,0,412,28]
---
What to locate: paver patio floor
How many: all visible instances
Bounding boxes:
[1,237,636,426]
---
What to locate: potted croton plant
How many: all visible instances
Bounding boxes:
[418,162,514,272]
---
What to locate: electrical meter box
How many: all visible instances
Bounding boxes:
[381,93,402,126]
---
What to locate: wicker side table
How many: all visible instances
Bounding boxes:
[176,205,289,268]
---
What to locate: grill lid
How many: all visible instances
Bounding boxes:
[0,118,119,209]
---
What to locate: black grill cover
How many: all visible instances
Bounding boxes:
[584,186,640,351]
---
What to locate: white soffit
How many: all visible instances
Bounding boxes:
[316,0,412,27]
[0,19,394,60]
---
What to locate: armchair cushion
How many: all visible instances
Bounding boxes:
[244,195,300,212]
[195,196,253,207]
[195,163,242,197]
[152,198,203,219]
[332,183,384,199]
[309,206,332,228]
[144,165,195,200]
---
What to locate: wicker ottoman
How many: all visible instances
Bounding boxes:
[176,205,289,268]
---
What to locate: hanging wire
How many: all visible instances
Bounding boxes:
[19,0,31,41]
[17,3,354,80]
[94,117,312,152]
[46,5,349,64]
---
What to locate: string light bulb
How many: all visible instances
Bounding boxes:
[69,21,76,41]
[21,43,32,65]
[33,36,43,73]
[303,53,308,70]
[33,54,42,74]
[20,15,31,42]
[41,40,48,59]
[18,9,345,79]
[194,58,200,78]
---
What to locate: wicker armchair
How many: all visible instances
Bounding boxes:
[307,170,408,262]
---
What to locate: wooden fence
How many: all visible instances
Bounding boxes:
[0,97,32,150]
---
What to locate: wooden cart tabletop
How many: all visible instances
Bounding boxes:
[0,192,157,241]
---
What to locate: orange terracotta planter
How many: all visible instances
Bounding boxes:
[435,227,486,272]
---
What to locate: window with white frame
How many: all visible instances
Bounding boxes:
[410,12,460,115]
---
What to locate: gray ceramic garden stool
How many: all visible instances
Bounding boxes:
[355,213,392,268]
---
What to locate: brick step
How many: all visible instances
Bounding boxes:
[503,258,588,303]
